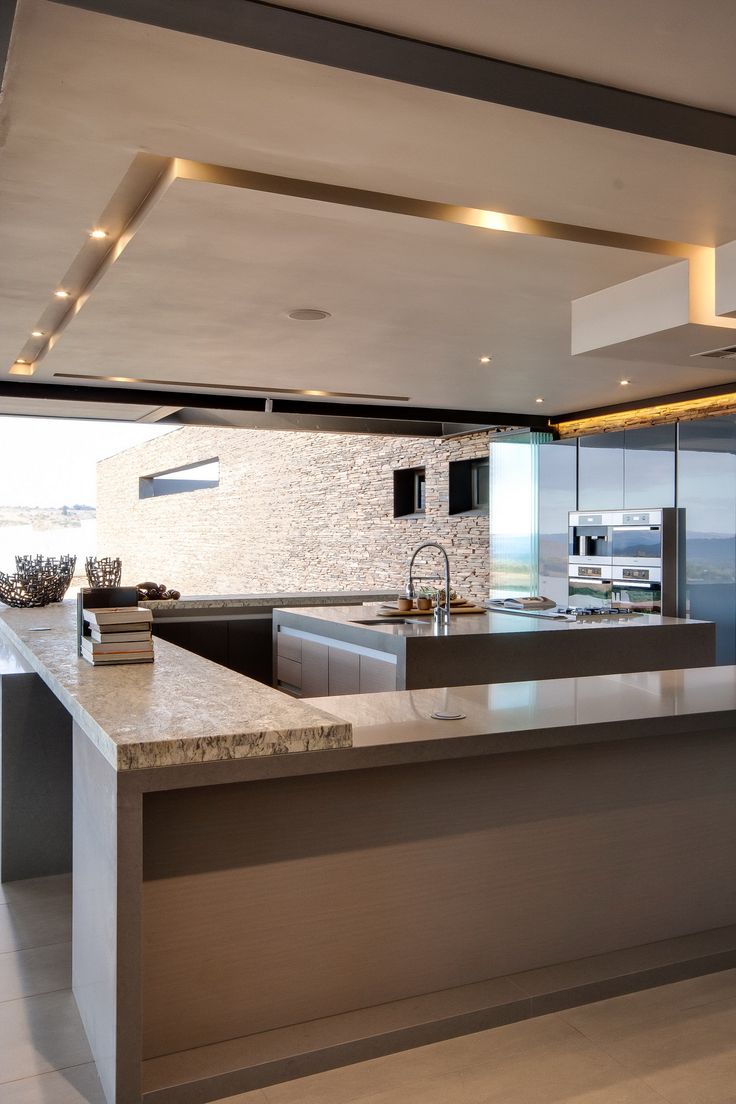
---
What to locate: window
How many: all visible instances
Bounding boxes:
[448,456,489,514]
[139,458,220,499]
[393,467,426,517]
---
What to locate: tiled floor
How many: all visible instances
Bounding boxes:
[1,875,736,1103]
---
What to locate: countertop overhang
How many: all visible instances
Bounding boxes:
[0,603,350,771]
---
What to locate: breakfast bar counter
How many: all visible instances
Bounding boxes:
[1,603,735,1104]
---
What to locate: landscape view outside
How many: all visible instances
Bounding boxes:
[0,417,171,579]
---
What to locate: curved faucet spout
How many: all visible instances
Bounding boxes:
[407,541,452,626]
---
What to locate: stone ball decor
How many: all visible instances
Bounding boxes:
[136,580,181,602]
[85,556,122,588]
[0,554,77,608]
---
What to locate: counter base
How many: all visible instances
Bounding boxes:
[141,923,736,1104]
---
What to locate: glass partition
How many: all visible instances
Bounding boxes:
[489,431,552,598]
[538,439,577,605]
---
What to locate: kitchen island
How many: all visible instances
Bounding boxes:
[1,602,734,1104]
[273,603,715,695]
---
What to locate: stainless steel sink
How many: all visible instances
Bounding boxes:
[350,617,428,626]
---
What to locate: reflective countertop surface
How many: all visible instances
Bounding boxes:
[279,603,705,638]
[307,666,736,751]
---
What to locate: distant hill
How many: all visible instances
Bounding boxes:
[0,505,96,530]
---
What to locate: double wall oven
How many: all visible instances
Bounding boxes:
[568,509,682,615]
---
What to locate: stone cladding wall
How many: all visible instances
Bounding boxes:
[96,427,492,602]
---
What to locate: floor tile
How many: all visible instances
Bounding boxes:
[0,990,91,1084]
[562,975,736,1104]
[0,876,71,910]
[0,890,71,955]
[0,1064,104,1104]
[211,1092,269,1103]
[262,1015,663,1104]
[561,968,736,1038]
[0,942,71,1002]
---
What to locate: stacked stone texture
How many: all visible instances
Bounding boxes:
[96,427,492,602]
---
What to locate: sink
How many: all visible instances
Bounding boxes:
[350,617,428,626]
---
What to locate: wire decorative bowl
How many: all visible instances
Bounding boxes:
[0,554,77,607]
[85,556,122,588]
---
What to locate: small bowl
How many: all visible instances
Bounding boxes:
[417,597,432,611]
[397,597,413,612]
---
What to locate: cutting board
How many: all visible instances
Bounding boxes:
[377,602,487,617]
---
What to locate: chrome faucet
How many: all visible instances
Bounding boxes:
[406,541,452,627]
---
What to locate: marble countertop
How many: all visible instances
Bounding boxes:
[305,666,736,765]
[142,590,396,611]
[276,603,704,640]
[0,603,350,771]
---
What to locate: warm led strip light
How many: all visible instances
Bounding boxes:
[8,154,735,382]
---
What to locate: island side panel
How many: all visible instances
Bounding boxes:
[404,621,716,689]
[72,725,142,1104]
[1,672,72,882]
[140,729,736,1060]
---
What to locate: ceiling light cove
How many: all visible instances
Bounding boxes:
[9,361,35,376]
[287,308,331,321]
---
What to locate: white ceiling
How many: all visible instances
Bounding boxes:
[1,0,736,421]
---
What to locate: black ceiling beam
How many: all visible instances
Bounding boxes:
[51,0,736,156]
[0,380,549,430]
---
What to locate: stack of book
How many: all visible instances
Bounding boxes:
[81,606,154,666]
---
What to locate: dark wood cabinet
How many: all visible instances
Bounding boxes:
[153,615,273,684]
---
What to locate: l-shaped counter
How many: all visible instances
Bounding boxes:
[0,597,734,1104]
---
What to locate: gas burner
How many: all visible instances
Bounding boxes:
[557,606,633,617]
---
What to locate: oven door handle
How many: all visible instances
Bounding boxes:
[612,581,656,588]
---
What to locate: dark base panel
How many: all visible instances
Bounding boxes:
[1,673,72,882]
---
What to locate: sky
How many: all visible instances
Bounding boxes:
[0,416,174,507]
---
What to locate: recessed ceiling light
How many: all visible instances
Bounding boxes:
[287,308,331,321]
[15,358,27,364]
[620,379,630,386]
[54,289,71,299]
[535,397,544,403]
[31,330,45,338]
[89,228,108,239]
[479,355,492,364]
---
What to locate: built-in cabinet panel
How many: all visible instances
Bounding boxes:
[678,417,736,664]
[328,646,361,696]
[624,424,676,509]
[153,617,273,683]
[274,629,397,695]
[577,432,625,510]
[301,639,329,697]
[359,654,397,693]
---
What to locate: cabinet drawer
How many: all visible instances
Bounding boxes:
[276,655,302,689]
[277,631,302,662]
[359,655,397,693]
[328,646,360,696]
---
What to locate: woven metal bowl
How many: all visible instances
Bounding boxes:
[85,556,122,588]
[7,554,77,606]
